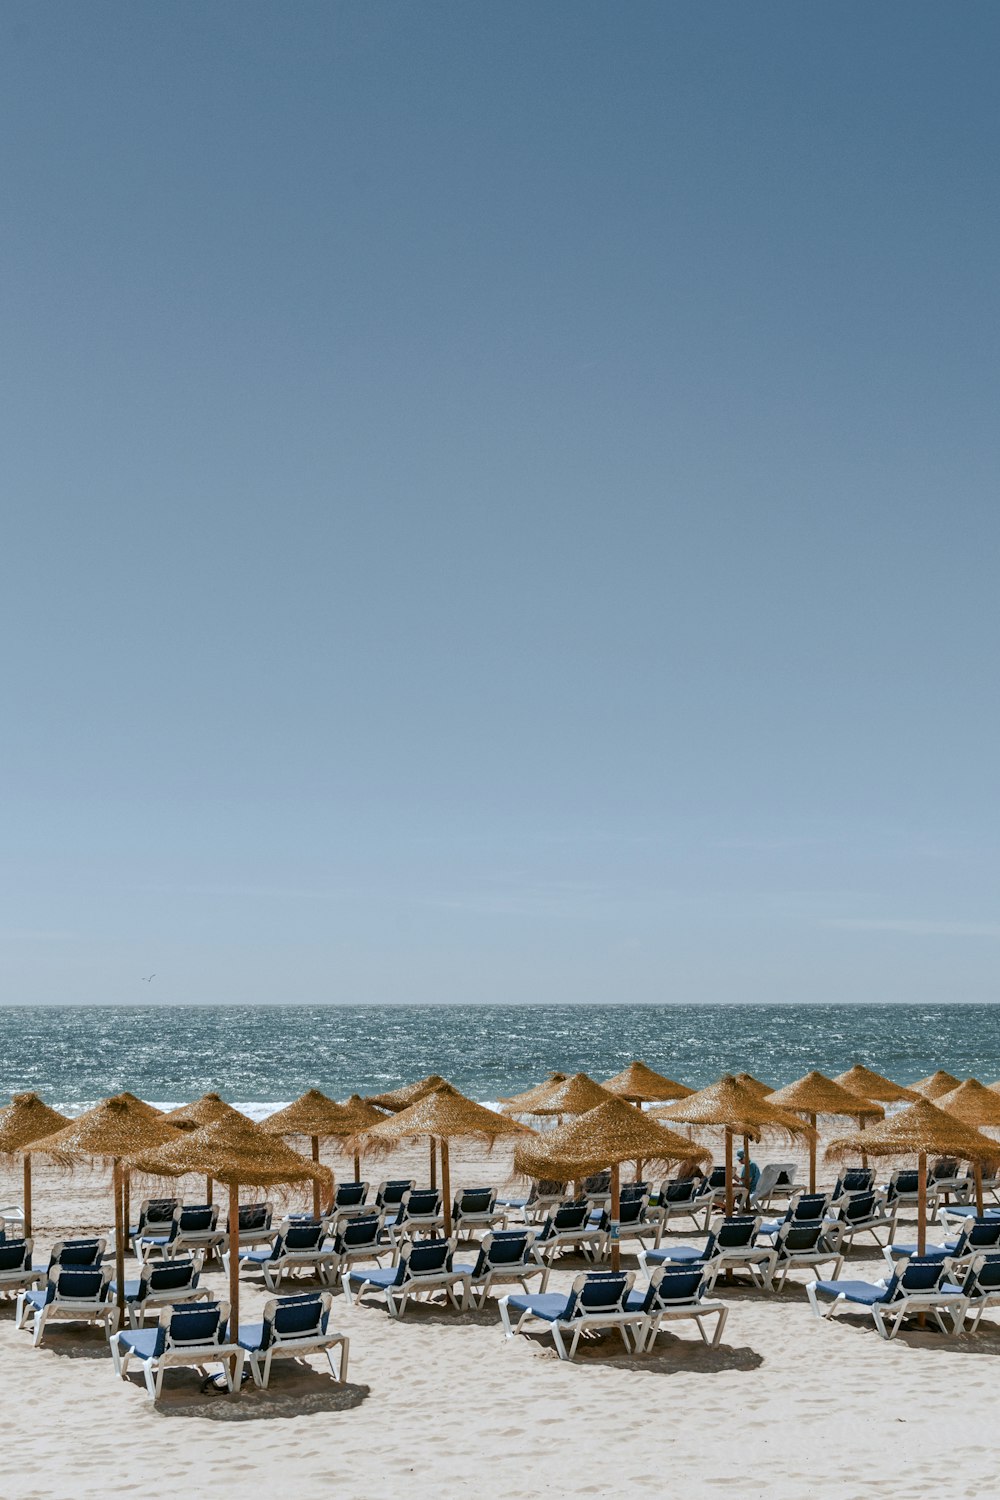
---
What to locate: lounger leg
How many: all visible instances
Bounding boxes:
[142,1359,158,1399]
[340,1272,354,1304]
[498,1296,514,1340]
[711,1307,727,1346]
[33,1310,47,1346]
[552,1325,570,1360]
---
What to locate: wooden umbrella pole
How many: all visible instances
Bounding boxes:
[610,1161,621,1273]
[228,1182,241,1380]
[206,1175,213,1205]
[635,1158,644,1185]
[859,1115,868,1171]
[113,1159,126,1315]
[742,1135,751,1206]
[353,1151,361,1182]
[975,1160,984,1217]
[725,1129,734,1216]
[22,1156,32,1239]
[809,1114,817,1195]
[917,1152,927,1255]
[429,1139,437,1191]
[308,1134,320,1218]
[440,1139,451,1237]
[123,1170,131,1244]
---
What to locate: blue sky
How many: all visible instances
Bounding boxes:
[2,2,998,1005]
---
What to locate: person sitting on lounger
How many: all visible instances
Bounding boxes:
[736,1149,760,1194]
[675,1157,707,1184]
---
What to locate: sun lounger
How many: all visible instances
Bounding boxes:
[112,1255,210,1328]
[706,1165,747,1212]
[806,1254,964,1339]
[496,1179,568,1223]
[229,1218,337,1291]
[534,1201,606,1264]
[929,1158,973,1204]
[759,1194,831,1238]
[885,1170,937,1211]
[128,1198,180,1257]
[328,1212,389,1281]
[499,1269,645,1360]
[452,1187,506,1238]
[768,1221,843,1290]
[825,1190,897,1250]
[0,1239,41,1299]
[0,1206,24,1234]
[627,1264,728,1351]
[16,1265,120,1345]
[111,1300,242,1398]
[883,1216,1000,1269]
[135,1208,182,1261]
[374,1179,415,1216]
[641,1215,776,1290]
[749,1163,798,1210]
[592,1193,663,1254]
[455,1229,549,1307]
[653,1177,714,1233]
[40,1236,106,1271]
[384,1188,445,1252]
[321,1181,371,1229]
[224,1201,276,1253]
[949,1253,1000,1333]
[344,1236,469,1316]
[830,1168,875,1204]
[238,1291,349,1387]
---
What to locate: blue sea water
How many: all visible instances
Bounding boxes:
[0,1003,997,1115]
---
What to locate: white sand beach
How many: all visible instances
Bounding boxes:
[2,1135,998,1500]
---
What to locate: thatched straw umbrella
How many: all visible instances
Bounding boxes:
[833,1065,920,1105]
[0,1093,70,1236]
[112,1094,164,1232]
[768,1071,884,1193]
[350,1084,533,1237]
[498,1072,568,1110]
[827,1098,999,1254]
[733,1071,773,1097]
[909,1070,963,1100]
[366,1075,453,1188]
[601,1061,693,1104]
[128,1114,331,1358]
[163,1094,251,1204]
[27,1095,182,1313]
[513,1097,710,1271]
[334,1096,389,1181]
[261,1090,366,1216]
[654,1075,813,1215]
[511,1072,616,1120]
[934,1080,1000,1214]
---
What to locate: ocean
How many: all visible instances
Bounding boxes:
[0,1003,995,1116]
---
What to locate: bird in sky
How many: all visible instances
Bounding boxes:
[141,974,156,983]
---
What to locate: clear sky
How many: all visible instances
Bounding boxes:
[2,2,998,1006]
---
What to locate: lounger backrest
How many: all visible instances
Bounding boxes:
[527,1179,567,1205]
[583,1171,611,1195]
[968,1219,1000,1248]
[551,1202,590,1231]
[890,1171,920,1195]
[137,1198,179,1232]
[894,1256,947,1294]
[335,1214,381,1251]
[790,1194,829,1222]
[708,1167,727,1190]
[717,1216,758,1248]
[778,1222,825,1253]
[621,1184,648,1202]
[836,1169,874,1196]
[48,1266,111,1304]
[163,1300,227,1351]
[401,1189,442,1219]
[474,1231,531,1274]
[399,1238,452,1284]
[931,1158,959,1181]
[179,1205,218,1232]
[0,1238,32,1271]
[334,1181,369,1208]
[646,1266,707,1309]
[239,1203,272,1231]
[455,1188,495,1216]
[842,1191,876,1223]
[49,1237,105,1269]
[662,1178,698,1204]
[258,1292,330,1348]
[566,1271,631,1317]
[376,1180,414,1210]
[141,1258,200,1296]
[966,1254,1000,1295]
[281,1220,325,1252]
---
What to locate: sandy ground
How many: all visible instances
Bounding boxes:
[1,1135,998,1500]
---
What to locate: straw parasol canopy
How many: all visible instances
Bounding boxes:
[654,1075,813,1214]
[366,1074,452,1113]
[833,1064,920,1104]
[909,1070,962,1100]
[768,1071,884,1193]
[351,1084,534,1236]
[510,1072,616,1119]
[162,1092,249,1130]
[28,1095,183,1312]
[934,1080,1000,1214]
[733,1071,773,1097]
[118,1091,164,1119]
[498,1072,568,1110]
[601,1061,693,1104]
[0,1092,70,1237]
[827,1097,1000,1252]
[512,1096,710,1270]
[128,1113,332,1351]
[262,1089,366,1216]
